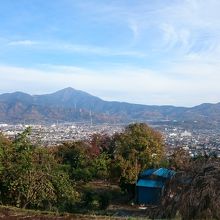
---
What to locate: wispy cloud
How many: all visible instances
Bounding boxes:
[6,39,145,57]
[4,0,220,58]
[76,1,220,54]
[54,42,145,57]
[8,40,39,46]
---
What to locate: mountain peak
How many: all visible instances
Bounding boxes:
[55,87,76,94]
[52,87,99,100]
[61,87,75,92]
[33,87,103,108]
[52,87,79,97]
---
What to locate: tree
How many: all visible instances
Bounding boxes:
[0,129,78,210]
[0,128,34,207]
[56,141,89,169]
[90,133,113,156]
[0,133,11,175]
[90,152,111,180]
[56,141,93,181]
[113,123,165,185]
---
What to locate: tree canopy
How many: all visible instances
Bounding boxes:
[113,123,165,184]
[0,128,78,210]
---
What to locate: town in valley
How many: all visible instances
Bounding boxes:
[1,121,220,158]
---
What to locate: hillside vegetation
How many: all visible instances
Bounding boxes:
[0,123,163,216]
[0,123,220,219]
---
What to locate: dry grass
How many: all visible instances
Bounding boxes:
[0,205,148,220]
[161,157,220,220]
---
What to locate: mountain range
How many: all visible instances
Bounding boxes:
[0,87,219,128]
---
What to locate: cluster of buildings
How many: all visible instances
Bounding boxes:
[0,123,123,146]
[161,126,220,158]
[0,123,220,157]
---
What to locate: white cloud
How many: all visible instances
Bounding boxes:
[0,63,219,107]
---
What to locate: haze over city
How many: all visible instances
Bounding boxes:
[0,0,220,106]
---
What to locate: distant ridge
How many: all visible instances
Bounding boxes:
[0,87,219,128]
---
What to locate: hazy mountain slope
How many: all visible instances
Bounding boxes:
[33,87,104,108]
[0,87,219,126]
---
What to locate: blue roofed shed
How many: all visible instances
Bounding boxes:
[136,168,175,205]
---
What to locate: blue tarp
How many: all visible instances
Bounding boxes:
[136,179,164,188]
[153,168,176,179]
[139,168,176,179]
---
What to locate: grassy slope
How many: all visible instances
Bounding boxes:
[0,205,142,220]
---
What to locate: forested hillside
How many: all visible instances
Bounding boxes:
[0,88,220,128]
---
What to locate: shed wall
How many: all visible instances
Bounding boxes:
[136,186,161,204]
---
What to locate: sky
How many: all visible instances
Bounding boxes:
[0,0,220,106]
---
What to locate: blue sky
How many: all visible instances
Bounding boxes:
[0,0,220,106]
